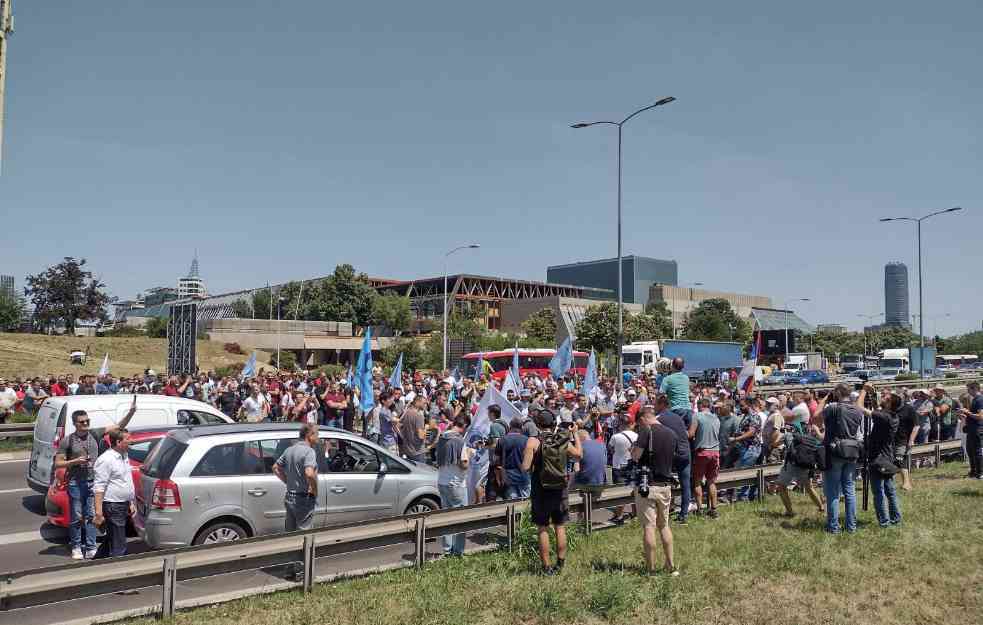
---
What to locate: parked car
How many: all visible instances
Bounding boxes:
[27,395,233,493]
[45,425,188,528]
[867,368,902,381]
[762,371,791,386]
[795,370,830,385]
[135,423,441,549]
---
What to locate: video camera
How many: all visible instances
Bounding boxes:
[625,460,653,498]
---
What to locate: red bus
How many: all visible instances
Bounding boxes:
[460,348,589,381]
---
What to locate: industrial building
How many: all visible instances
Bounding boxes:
[500,296,644,345]
[546,255,677,307]
[648,284,772,336]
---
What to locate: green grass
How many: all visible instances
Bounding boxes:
[128,462,983,625]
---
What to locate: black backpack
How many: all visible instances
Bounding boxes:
[788,432,826,470]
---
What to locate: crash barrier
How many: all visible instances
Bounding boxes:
[0,439,964,617]
[0,423,33,438]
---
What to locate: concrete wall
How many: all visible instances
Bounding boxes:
[204,319,353,350]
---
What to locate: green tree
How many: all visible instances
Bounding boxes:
[25,257,110,333]
[231,298,252,318]
[0,291,25,331]
[380,337,425,371]
[680,298,751,343]
[626,312,671,343]
[305,264,377,326]
[942,331,983,355]
[520,307,557,346]
[145,316,168,338]
[372,294,412,336]
[574,302,620,353]
[251,289,273,320]
[866,327,920,353]
[643,301,674,338]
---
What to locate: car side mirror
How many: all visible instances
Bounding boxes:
[378,462,389,475]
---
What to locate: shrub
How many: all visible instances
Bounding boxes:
[223,342,244,355]
[269,350,298,371]
[945,372,958,379]
[214,363,244,379]
[895,373,919,381]
[313,364,347,379]
[101,326,144,338]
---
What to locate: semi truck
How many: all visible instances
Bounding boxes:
[840,354,865,373]
[878,348,910,373]
[784,352,825,373]
[622,340,744,379]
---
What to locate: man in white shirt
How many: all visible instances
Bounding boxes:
[93,429,136,558]
[238,386,269,423]
[609,418,638,523]
[0,379,17,423]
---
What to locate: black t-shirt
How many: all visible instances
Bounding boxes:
[969,395,983,434]
[868,410,898,459]
[218,391,239,417]
[633,423,677,483]
[894,404,918,446]
[656,411,691,462]
[822,402,862,445]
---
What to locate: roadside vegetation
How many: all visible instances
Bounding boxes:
[127,462,983,625]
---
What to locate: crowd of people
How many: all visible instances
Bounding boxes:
[6,359,982,575]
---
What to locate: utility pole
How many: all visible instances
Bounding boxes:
[0,0,13,174]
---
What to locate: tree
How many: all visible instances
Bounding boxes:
[626,312,671,343]
[680,298,751,344]
[944,331,983,355]
[251,289,273,320]
[145,316,168,338]
[305,264,377,326]
[0,291,25,331]
[520,308,557,346]
[574,302,620,354]
[380,337,425,371]
[231,299,252,319]
[25,257,110,333]
[372,294,412,336]
[643,301,674,338]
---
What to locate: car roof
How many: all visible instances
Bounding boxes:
[167,422,349,443]
[41,394,221,411]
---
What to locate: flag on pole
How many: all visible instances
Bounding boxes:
[475,352,485,378]
[468,383,523,440]
[356,327,375,412]
[241,351,257,380]
[582,348,599,398]
[345,363,354,389]
[548,337,573,379]
[388,353,404,390]
[501,368,521,398]
[98,354,110,376]
[511,344,521,386]
[737,331,763,393]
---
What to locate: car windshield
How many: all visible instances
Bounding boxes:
[622,353,642,365]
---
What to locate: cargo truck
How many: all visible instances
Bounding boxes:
[622,340,744,379]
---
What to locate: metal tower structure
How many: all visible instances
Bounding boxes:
[0,0,13,173]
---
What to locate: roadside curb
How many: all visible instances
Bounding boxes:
[0,450,30,461]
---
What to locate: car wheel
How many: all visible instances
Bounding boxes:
[405,497,440,515]
[193,521,248,545]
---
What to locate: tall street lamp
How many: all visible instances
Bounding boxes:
[572,96,676,380]
[784,298,810,362]
[443,244,481,372]
[857,313,884,356]
[880,207,962,378]
[276,296,287,370]
[671,281,703,339]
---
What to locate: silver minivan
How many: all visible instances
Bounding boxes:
[136,423,441,548]
[26,395,233,493]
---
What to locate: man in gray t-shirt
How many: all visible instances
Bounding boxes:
[399,396,428,462]
[274,424,319,529]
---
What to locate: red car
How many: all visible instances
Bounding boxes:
[45,426,182,528]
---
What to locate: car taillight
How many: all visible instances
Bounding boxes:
[151,479,182,510]
[53,426,65,450]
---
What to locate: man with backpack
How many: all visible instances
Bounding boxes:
[776,407,825,517]
[520,409,583,575]
[821,384,864,534]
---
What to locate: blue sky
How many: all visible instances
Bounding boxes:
[3,1,980,336]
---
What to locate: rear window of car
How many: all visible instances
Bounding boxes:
[127,438,161,464]
[142,436,188,479]
[191,442,245,477]
[33,403,63,443]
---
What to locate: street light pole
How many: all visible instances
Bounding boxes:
[880,207,962,379]
[857,313,884,356]
[442,244,481,372]
[572,97,675,381]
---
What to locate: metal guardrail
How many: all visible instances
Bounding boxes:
[0,423,33,438]
[764,373,980,393]
[2,441,964,616]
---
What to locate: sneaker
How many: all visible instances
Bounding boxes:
[555,558,565,572]
[542,565,558,576]
[674,515,688,525]
[707,509,720,520]
[666,567,680,577]
[84,549,98,560]
[71,547,84,561]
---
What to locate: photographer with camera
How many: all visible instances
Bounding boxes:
[821,384,864,534]
[629,404,679,576]
[520,409,583,575]
[856,384,902,527]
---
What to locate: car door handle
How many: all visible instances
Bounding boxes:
[247,488,267,497]
[330,486,347,494]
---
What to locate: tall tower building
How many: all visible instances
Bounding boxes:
[177,253,207,299]
[0,274,13,298]
[884,262,909,327]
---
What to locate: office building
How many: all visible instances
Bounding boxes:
[546,255,677,307]
[884,262,910,328]
[0,274,13,298]
[817,323,848,334]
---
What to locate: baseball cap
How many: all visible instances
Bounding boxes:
[932,384,946,391]
[766,397,780,406]
[913,388,930,396]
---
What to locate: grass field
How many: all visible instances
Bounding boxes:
[0,333,265,379]
[127,462,983,625]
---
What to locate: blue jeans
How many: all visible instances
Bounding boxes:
[67,479,96,551]
[438,483,467,555]
[871,472,901,527]
[675,458,692,519]
[823,457,857,533]
[504,482,531,500]
[915,422,930,445]
[94,501,130,558]
[735,446,760,501]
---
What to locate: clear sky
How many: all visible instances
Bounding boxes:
[3,1,980,337]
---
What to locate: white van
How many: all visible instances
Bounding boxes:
[26,395,233,493]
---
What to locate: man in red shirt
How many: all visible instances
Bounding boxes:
[162,376,189,397]
[320,383,347,429]
[50,376,68,397]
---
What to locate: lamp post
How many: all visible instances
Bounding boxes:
[442,244,481,372]
[880,207,963,379]
[784,298,810,362]
[857,313,884,356]
[671,281,703,339]
[276,296,287,370]
[572,96,676,380]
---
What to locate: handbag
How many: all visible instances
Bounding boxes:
[872,453,901,476]
[831,438,863,461]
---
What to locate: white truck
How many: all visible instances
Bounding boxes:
[878,348,910,373]
[784,352,825,372]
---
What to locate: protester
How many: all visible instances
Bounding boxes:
[574,429,607,488]
[651,393,691,523]
[821,384,864,534]
[932,385,955,441]
[775,407,825,517]
[436,415,469,556]
[894,391,919,490]
[689,398,721,518]
[631,405,679,576]
[92,428,136,558]
[608,416,637,523]
[520,409,582,575]
[731,399,763,502]
[959,381,983,479]
[858,385,902,527]
[399,394,428,463]
[497,418,531,499]
[273,423,319,580]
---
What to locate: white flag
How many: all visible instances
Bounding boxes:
[501,371,521,399]
[98,353,110,376]
[468,383,524,440]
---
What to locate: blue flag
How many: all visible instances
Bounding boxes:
[241,351,257,380]
[511,344,521,386]
[356,327,375,412]
[345,363,354,389]
[582,348,599,398]
[475,352,484,379]
[389,353,403,390]
[450,365,460,384]
[549,337,573,379]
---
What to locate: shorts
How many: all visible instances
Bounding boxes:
[894,444,910,468]
[693,451,720,484]
[530,489,569,526]
[634,485,672,529]
[776,462,812,488]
